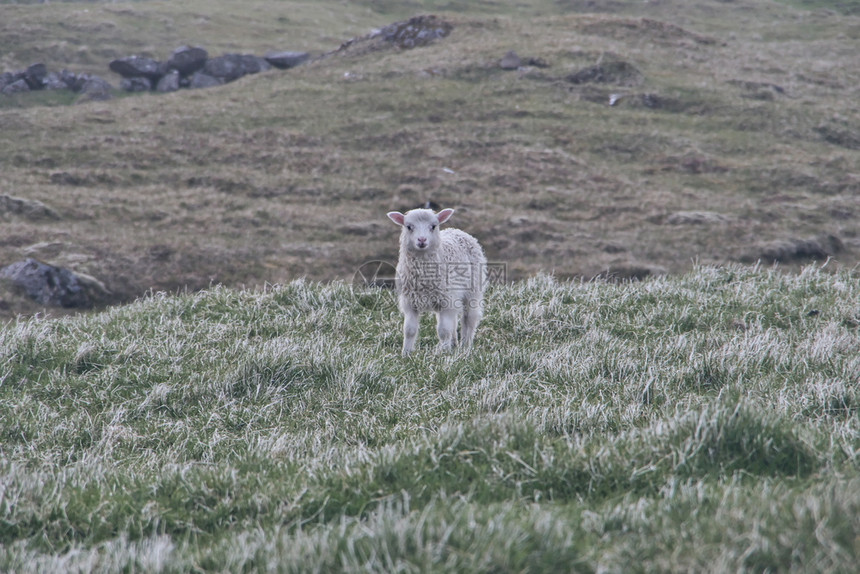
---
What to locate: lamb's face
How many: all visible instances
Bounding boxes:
[403,210,441,252]
[387,208,454,254]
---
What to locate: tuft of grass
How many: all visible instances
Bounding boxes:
[1,264,858,571]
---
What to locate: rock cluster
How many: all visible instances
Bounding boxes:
[0,63,114,101]
[3,15,448,101]
[0,16,451,310]
[108,46,310,93]
[333,15,454,57]
[377,15,453,49]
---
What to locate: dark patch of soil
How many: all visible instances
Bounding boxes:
[745,234,844,264]
[577,17,717,46]
[661,211,731,225]
[816,125,860,150]
[728,79,786,100]
[592,263,667,282]
[567,60,642,86]
[648,154,729,175]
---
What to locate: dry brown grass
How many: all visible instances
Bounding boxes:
[1,0,859,318]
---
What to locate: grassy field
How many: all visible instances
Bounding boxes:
[0,264,858,571]
[1,3,859,568]
[1,0,859,319]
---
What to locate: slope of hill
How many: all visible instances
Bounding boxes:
[1,0,858,319]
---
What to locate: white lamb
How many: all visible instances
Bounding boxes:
[387,207,487,355]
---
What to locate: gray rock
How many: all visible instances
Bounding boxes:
[23,63,47,89]
[0,71,13,91]
[264,50,310,69]
[379,15,453,49]
[109,55,162,79]
[1,79,30,95]
[77,75,114,102]
[203,53,268,83]
[120,77,152,92]
[43,71,69,90]
[156,69,180,93]
[167,45,208,76]
[0,194,59,220]
[240,54,272,74]
[500,51,521,70]
[0,258,104,308]
[188,72,223,89]
[203,54,248,82]
[60,69,84,92]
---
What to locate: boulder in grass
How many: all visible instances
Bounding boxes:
[43,72,69,90]
[203,54,246,83]
[188,72,223,89]
[240,54,272,75]
[77,75,114,102]
[60,69,85,92]
[120,77,152,92]
[0,71,14,91]
[379,15,453,49]
[23,63,47,89]
[499,51,521,70]
[156,69,180,93]
[0,194,59,220]
[0,258,109,308]
[264,50,310,69]
[203,53,269,83]
[109,55,162,80]
[167,45,208,77]
[1,78,30,95]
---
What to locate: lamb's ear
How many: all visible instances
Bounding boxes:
[387,211,405,226]
[436,208,455,225]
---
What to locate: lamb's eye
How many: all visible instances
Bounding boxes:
[406,224,413,231]
[430,225,437,231]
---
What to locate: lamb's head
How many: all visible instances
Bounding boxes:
[387,208,454,254]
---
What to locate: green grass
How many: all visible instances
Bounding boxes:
[1,264,858,572]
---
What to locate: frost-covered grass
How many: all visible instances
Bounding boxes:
[1,265,858,572]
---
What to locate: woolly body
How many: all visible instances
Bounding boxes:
[387,208,487,355]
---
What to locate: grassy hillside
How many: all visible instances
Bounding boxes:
[1,0,859,319]
[1,265,858,571]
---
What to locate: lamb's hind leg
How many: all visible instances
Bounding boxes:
[460,302,483,349]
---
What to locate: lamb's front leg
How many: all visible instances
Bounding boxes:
[402,307,420,356]
[435,308,459,351]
